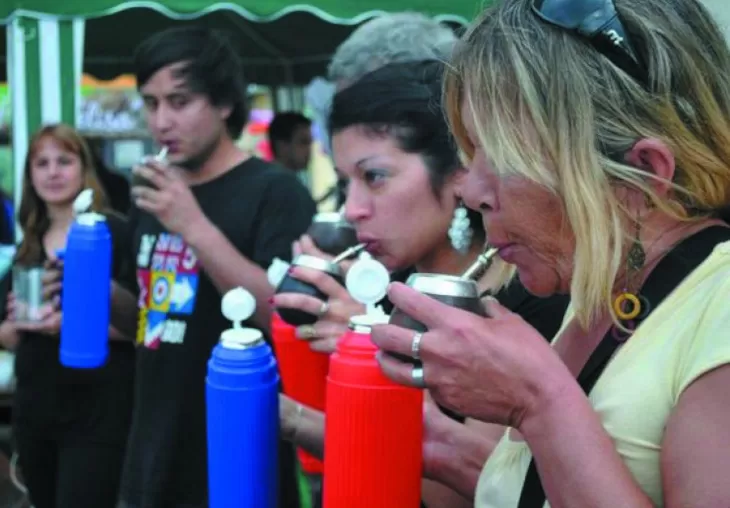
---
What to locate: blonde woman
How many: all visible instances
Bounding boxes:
[370,0,730,506]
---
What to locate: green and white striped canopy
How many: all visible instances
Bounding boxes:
[2,0,479,24]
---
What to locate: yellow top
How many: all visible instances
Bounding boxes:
[475,241,730,508]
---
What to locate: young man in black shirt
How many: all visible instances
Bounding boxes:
[109,27,315,507]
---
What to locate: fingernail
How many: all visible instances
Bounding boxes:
[267,297,274,306]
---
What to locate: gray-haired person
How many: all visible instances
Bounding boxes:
[312,12,458,209]
[328,12,457,89]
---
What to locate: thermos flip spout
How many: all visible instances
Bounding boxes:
[72,188,94,215]
[345,252,390,320]
[219,287,262,348]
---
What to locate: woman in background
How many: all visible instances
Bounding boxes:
[0,124,135,508]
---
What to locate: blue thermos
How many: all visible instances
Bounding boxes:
[207,287,280,508]
[59,189,112,368]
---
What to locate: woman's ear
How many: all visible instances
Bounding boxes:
[625,138,675,197]
[443,167,469,207]
[447,166,469,191]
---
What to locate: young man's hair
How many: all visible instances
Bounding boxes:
[267,112,311,157]
[134,26,249,139]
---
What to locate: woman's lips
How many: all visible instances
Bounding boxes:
[362,240,383,256]
[161,141,180,153]
[42,183,70,192]
[496,244,519,263]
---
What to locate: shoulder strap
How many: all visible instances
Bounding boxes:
[517,226,730,508]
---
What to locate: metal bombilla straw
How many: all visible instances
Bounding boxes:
[461,246,499,281]
[332,243,366,265]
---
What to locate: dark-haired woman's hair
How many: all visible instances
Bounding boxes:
[328,59,483,239]
[134,26,249,139]
[16,124,109,265]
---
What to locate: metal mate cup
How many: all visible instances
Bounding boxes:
[275,254,344,326]
[12,265,46,324]
[389,274,486,333]
[306,212,359,256]
[388,274,485,365]
[389,273,480,424]
[131,146,168,189]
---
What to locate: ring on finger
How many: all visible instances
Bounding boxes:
[317,300,330,318]
[411,365,426,388]
[297,325,317,339]
[411,332,424,361]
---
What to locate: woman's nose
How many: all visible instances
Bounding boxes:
[461,156,498,213]
[343,189,371,224]
[47,163,63,177]
[459,170,482,212]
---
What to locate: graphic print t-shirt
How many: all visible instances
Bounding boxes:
[118,158,316,507]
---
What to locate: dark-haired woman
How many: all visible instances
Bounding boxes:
[273,60,570,507]
[0,124,135,508]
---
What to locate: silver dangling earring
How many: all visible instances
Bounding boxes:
[448,201,473,254]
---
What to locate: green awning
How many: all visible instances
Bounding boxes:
[2,1,480,85]
[86,9,467,84]
[2,1,480,24]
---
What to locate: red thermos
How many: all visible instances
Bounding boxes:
[270,313,328,473]
[323,254,423,508]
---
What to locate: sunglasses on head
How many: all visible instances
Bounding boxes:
[532,0,647,86]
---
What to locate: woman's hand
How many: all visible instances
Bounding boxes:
[422,393,461,480]
[6,281,62,336]
[279,393,301,442]
[371,283,573,428]
[273,264,364,353]
[14,302,62,336]
[9,257,64,336]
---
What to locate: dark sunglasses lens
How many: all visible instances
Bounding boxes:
[533,0,581,28]
[534,0,612,29]
[533,0,645,84]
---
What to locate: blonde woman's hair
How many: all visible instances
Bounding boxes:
[444,0,730,327]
